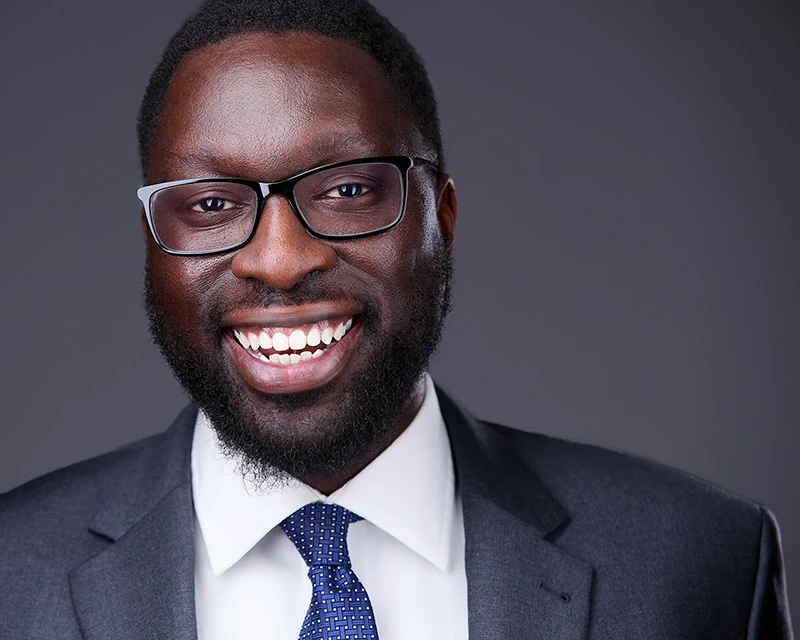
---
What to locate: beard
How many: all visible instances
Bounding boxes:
[144,239,453,491]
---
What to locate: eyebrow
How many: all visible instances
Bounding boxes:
[161,132,385,179]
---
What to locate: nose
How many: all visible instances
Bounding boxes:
[230,195,337,290]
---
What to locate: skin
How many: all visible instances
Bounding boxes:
[144,32,457,494]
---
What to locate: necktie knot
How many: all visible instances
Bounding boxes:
[281,502,379,639]
[280,502,362,567]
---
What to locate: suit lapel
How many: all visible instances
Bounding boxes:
[437,387,594,640]
[69,406,198,640]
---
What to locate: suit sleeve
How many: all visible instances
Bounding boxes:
[746,506,794,639]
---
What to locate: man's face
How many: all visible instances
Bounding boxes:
[143,32,455,487]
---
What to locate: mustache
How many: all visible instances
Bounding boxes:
[204,271,381,331]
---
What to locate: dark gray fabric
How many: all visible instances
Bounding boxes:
[438,388,793,639]
[0,392,793,639]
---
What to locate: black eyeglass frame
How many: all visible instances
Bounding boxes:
[137,155,438,256]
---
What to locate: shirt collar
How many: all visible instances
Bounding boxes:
[191,374,456,576]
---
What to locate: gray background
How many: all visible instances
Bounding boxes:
[1,0,797,615]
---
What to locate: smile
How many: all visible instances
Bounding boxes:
[223,310,362,395]
[231,317,355,365]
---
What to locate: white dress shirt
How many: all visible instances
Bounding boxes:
[191,374,468,639]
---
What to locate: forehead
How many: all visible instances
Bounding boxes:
[149,31,420,183]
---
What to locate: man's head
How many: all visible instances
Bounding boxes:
[140,0,457,490]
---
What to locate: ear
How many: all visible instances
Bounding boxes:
[435,174,458,254]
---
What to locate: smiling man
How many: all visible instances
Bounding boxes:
[0,0,794,639]
[141,26,453,498]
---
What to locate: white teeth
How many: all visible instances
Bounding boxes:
[272,332,289,352]
[239,317,354,362]
[234,330,249,349]
[307,326,321,347]
[289,329,306,350]
[257,350,317,365]
[333,323,345,341]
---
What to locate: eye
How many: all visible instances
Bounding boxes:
[194,196,230,212]
[325,183,371,198]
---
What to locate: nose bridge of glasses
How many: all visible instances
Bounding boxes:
[257,181,273,197]
[257,177,299,197]
[256,179,300,211]
[251,179,306,236]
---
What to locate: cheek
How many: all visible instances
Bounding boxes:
[147,244,227,327]
[337,190,440,327]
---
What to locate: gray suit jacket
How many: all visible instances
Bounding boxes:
[0,388,793,638]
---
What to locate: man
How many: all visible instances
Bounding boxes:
[0,0,793,637]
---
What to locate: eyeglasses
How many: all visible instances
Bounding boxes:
[137,156,437,256]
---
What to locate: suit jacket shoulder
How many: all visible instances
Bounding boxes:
[0,430,164,555]
[0,406,196,639]
[492,417,765,536]
[475,418,792,637]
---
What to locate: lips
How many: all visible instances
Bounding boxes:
[222,305,362,394]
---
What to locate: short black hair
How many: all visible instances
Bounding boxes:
[136,0,443,181]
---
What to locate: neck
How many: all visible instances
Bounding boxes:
[299,377,428,495]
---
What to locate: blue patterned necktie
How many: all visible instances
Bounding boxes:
[281,502,380,640]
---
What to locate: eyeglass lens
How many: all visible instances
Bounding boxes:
[149,162,404,253]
